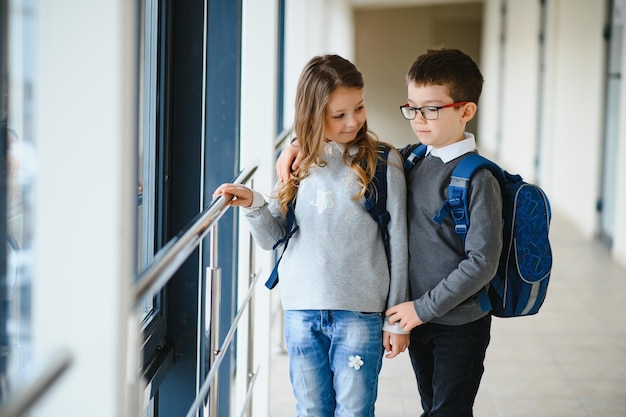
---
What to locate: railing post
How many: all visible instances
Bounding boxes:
[246,234,256,417]
[246,276,255,417]
[208,225,221,417]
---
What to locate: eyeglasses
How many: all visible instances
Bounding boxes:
[399,101,468,120]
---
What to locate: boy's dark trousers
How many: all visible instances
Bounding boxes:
[408,314,491,417]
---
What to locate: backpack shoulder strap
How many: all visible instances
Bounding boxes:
[264,199,299,290]
[365,144,390,211]
[401,143,427,175]
[365,144,391,268]
[432,153,504,242]
[451,153,504,185]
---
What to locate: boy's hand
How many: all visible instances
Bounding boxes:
[276,140,302,183]
[212,183,254,208]
[383,331,410,359]
[386,302,423,332]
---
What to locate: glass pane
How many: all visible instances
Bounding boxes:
[138,0,159,320]
[1,0,37,399]
[600,0,624,241]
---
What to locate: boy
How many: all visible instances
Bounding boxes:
[385,48,502,416]
[277,48,502,416]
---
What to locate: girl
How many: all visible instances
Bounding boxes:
[214,54,408,417]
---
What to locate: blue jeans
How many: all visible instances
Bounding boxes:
[408,314,491,417]
[283,310,384,417]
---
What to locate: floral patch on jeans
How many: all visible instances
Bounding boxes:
[348,355,364,370]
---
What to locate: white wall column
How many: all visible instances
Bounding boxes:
[239,1,278,416]
[613,8,626,268]
[541,0,606,238]
[498,0,541,179]
[33,1,138,416]
[479,0,504,156]
[283,0,354,127]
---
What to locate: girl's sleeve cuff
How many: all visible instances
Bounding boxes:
[383,318,409,334]
[245,190,267,210]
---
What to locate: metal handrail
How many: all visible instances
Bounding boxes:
[237,365,260,417]
[0,350,73,417]
[133,164,258,304]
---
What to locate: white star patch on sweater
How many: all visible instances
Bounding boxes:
[311,189,334,214]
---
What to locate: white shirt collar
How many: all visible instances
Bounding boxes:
[427,132,476,163]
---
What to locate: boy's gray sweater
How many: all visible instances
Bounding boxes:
[244,142,409,328]
[407,149,503,325]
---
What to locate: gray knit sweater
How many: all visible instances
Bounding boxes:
[244,141,409,331]
[407,147,503,325]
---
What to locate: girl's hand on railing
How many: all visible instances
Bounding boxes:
[213,183,254,208]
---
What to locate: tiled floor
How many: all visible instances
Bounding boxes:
[268,213,626,416]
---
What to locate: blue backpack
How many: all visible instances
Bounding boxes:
[265,145,392,289]
[403,144,552,317]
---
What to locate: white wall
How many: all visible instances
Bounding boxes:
[541,0,606,239]
[34,1,138,416]
[478,0,503,156]
[283,0,355,130]
[498,0,541,179]
[613,10,626,267]
[354,3,484,148]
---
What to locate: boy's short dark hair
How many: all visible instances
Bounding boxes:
[407,48,483,104]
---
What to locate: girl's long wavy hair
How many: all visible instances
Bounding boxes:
[277,54,388,215]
